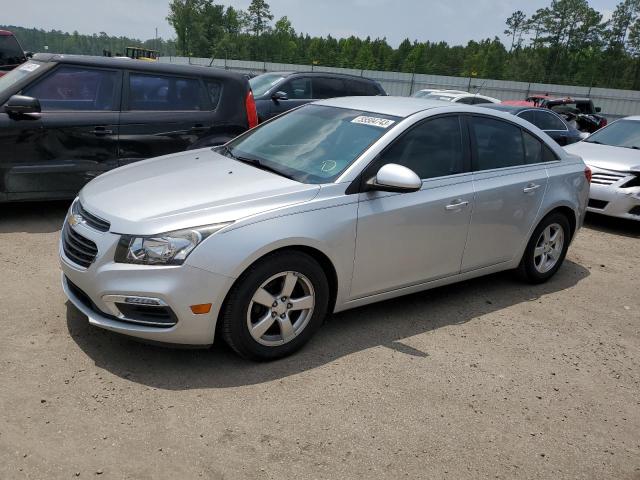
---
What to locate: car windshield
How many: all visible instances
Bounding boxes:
[225,104,400,184]
[0,34,24,66]
[585,119,640,149]
[0,61,43,95]
[249,73,286,98]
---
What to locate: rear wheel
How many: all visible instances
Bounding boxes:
[221,251,329,360]
[517,212,571,284]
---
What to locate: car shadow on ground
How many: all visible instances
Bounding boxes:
[66,260,590,390]
[584,212,640,239]
[0,200,71,234]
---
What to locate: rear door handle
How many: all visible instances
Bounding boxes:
[191,124,208,132]
[445,199,469,211]
[89,127,113,136]
[523,183,542,194]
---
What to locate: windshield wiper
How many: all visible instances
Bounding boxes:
[234,155,295,180]
[217,145,294,180]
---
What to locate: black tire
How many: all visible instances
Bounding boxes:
[221,251,329,361]
[517,212,571,284]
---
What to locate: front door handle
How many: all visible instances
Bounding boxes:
[89,127,113,136]
[190,124,208,132]
[523,183,542,194]
[445,199,469,211]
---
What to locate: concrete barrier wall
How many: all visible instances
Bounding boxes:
[160,56,640,119]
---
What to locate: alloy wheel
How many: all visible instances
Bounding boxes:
[246,271,315,346]
[533,223,565,274]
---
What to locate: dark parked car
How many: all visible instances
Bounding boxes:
[0,30,28,77]
[480,104,585,146]
[0,53,257,202]
[249,71,386,121]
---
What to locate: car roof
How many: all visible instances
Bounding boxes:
[31,53,247,81]
[313,96,453,117]
[258,71,379,82]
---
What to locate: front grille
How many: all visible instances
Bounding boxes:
[75,203,110,232]
[629,206,640,216]
[591,172,627,185]
[588,199,609,210]
[62,224,98,268]
[622,175,640,188]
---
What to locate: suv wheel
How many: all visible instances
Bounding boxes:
[517,212,571,284]
[221,251,329,360]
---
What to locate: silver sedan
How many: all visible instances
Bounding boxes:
[565,117,640,221]
[60,97,590,360]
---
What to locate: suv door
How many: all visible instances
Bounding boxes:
[267,76,312,120]
[351,115,474,298]
[461,115,550,272]
[4,65,121,199]
[118,72,213,164]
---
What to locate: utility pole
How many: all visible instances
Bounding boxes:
[154,27,158,52]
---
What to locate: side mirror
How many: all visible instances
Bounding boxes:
[595,106,602,113]
[5,95,41,117]
[271,91,288,102]
[367,163,422,193]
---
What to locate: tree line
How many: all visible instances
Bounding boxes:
[1,25,178,58]
[6,0,640,90]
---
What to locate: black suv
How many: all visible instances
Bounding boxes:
[249,71,386,121]
[0,53,257,202]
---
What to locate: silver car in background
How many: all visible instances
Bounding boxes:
[565,117,640,220]
[60,97,590,360]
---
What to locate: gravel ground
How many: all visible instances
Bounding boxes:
[0,201,638,480]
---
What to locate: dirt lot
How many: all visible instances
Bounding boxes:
[0,201,638,480]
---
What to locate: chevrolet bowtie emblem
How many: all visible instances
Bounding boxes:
[68,213,84,226]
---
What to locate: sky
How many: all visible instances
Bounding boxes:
[1,0,620,47]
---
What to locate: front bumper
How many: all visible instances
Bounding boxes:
[587,168,640,221]
[60,221,235,346]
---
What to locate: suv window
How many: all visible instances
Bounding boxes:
[23,66,118,111]
[128,73,203,111]
[455,96,474,105]
[536,110,566,131]
[0,35,25,66]
[205,80,222,108]
[377,116,465,179]
[470,116,525,170]
[280,77,311,99]
[348,79,380,96]
[312,77,346,99]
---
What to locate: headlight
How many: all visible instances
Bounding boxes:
[115,223,231,265]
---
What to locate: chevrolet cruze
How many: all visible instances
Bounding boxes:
[60,97,590,360]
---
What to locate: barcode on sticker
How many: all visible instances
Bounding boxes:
[351,116,396,128]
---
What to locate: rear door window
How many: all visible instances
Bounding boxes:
[469,116,525,171]
[535,111,567,131]
[128,73,204,111]
[205,80,222,108]
[312,77,347,99]
[23,66,119,111]
[348,80,380,96]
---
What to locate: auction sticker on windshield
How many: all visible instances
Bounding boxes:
[18,63,40,72]
[351,116,396,128]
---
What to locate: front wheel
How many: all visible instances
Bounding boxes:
[517,213,571,284]
[221,251,329,360]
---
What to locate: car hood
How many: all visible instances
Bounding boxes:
[564,141,640,172]
[79,149,320,235]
